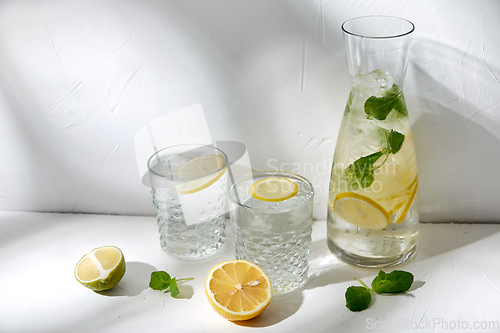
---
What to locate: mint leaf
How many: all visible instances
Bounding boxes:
[371,270,414,293]
[169,278,179,297]
[345,151,384,188]
[393,90,408,117]
[149,270,193,297]
[346,270,414,312]
[345,286,371,312]
[359,173,374,189]
[365,95,397,120]
[149,271,172,291]
[345,128,404,191]
[354,151,384,170]
[387,130,405,154]
[364,84,406,120]
[344,129,405,189]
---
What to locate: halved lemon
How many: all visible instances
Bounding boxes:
[176,155,226,194]
[334,192,390,230]
[75,246,126,291]
[205,260,272,321]
[249,177,299,202]
[394,179,418,223]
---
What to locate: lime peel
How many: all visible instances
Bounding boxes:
[75,246,126,291]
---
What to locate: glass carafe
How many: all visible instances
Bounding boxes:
[327,16,419,267]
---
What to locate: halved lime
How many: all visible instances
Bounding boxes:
[75,246,125,291]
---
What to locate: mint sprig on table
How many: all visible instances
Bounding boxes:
[345,270,414,312]
[149,271,193,297]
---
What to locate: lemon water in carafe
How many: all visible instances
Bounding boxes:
[327,16,419,268]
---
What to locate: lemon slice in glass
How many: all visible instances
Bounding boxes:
[334,192,390,230]
[75,246,126,291]
[205,260,272,321]
[176,155,227,194]
[394,178,418,223]
[249,177,299,202]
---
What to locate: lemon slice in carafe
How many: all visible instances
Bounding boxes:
[393,178,418,223]
[334,192,390,230]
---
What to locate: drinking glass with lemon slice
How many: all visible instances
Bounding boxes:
[147,144,228,260]
[228,171,314,293]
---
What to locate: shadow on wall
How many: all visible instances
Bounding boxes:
[0,0,250,214]
[0,0,347,217]
[409,38,500,222]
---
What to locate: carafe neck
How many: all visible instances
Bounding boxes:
[342,16,414,88]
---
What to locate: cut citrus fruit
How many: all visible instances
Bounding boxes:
[176,155,227,194]
[75,246,126,291]
[407,175,418,190]
[249,177,299,202]
[372,174,419,215]
[387,201,405,216]
[205,260,272,321]
[334,192,390,230]
[394,179,418,223]
[177,155,225,179]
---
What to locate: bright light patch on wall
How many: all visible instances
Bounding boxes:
[134,104,212,185]
[134,104,253,189]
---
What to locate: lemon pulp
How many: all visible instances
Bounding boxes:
[75,246,125,291]
[205,260,272,321]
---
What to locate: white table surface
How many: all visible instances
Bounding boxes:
[1,211,499,333]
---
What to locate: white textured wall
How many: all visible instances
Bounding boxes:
[0,0,499,222]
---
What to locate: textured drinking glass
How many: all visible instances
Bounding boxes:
[228,171,314,293]
[327,16,419,267]
[148,144,228,260]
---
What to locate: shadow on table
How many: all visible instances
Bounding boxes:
[305,222,500,290]
[234,289,304,328]
[403,223,500,265]
[305,237,380,290]
[226,221,499,327]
